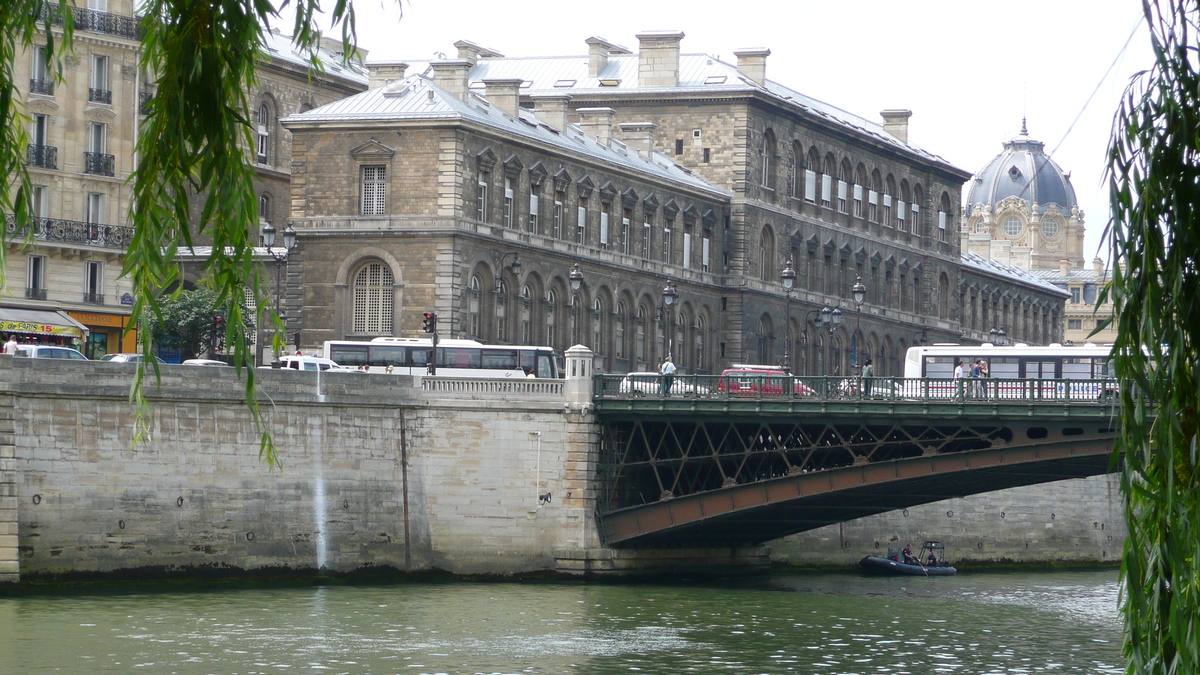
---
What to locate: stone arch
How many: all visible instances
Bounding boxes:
[332,247,404,339]
[519,271,545,346]
[592,285,614,370]
[756,312,775,365]
[759,224,777,280]
[545,276,569,352]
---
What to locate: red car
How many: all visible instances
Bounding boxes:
[716,366,815,396]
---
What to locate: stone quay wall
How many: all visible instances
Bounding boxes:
[0,356,599,581]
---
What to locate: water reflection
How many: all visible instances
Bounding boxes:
[0,571,1121,674]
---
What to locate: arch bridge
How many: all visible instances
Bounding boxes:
[592,375,1122,549]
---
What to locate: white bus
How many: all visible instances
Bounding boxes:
[321,337,559,378]
[901,342,1116,400]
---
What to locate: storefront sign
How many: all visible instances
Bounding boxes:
[67,312,128,328]
[0,320,84,338]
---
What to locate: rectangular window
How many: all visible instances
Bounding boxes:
[85,261,103,302]
[599,209,609,248]
[528,189,539,233]
[553,194,563,239]
[853,184,863,218]
[703,148,711,163]
[1096,319,1106,329]
[868,190,878,222]
[477,176,488,222]
[32,185,46,218]
[837,180,848,213]
[90,55,108,92]
[86,192,104,224]
[897,200,906,228]
[31,47,50,93]
[89,122,106,154]
[662,221,673,264]
[702,236,711,272]
[27,255,45,291]
[682,231,692,269]
[938,210,947,241]
[1068,318,1082,330]
[621,215,631,255]
[910,203,920,234]
[821,174,833,206]
[31,114,48,146]
[675,139,684,155]
[804,170,817,203]
[1070,287,1081,304]
[642,214,652,259]
[503,177,513,228]
[577,200,587,245]
[360,165,387,215]
[883,194,893,226]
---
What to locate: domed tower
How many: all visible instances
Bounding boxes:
[962,120,1085,271]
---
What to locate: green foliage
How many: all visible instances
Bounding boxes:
[1105,1,1200,673]
[147,287,254,361]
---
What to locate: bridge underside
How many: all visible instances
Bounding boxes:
[597,414,1118,548]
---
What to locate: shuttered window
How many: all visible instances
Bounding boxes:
[352,262,394,334]
[360,166,387,215]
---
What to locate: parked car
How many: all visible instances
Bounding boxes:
[181,358,231,367]
[100,353,165,364]
[261,355,340,371]
[13,345,88,360]
[717,365,814,396]
[618,371,711,396]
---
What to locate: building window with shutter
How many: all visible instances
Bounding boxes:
[503,177,513,228]
[662,219,673,264]
[837,180,848,213]
[853,184,863,218]
[804,170,817,203]
[911,203,920,235]
[868,190,878,222]
[702,236,711,272]
[528,186,539,233]
[621,212,632,255]
[599,207,609,249]
[577,198,587,245]
[642,213,652,259]
[352,261,394,334]
[360,165,387,215]
[477,175,489,222]
[552,192,564,239]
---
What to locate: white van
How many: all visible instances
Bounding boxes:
[263,355,341,371]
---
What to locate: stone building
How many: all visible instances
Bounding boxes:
[5,0,367,360]
[962,121,1112,345]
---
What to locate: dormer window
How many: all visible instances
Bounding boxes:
[1008,165,1022,180]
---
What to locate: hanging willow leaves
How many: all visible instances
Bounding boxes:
[1105,1,1200,673]
[1,1,398,468]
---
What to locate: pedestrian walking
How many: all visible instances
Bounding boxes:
[3,335,18,355]
[659,357,676,396]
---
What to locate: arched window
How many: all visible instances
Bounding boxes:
[352,261,393,334]
[831,336,842,376]
[695,315,706,371]
[757,315,774,364]
[495,279,508,342]
[469,275,482,339]
[759,226,775,280]
[520,285,533,344]
[258,193,271,225]
[615,301,627,359]
[635,306,647,365]
[592,298,604,356]
[256,102,271,164]
[545,288,557,348]
[938,273,951,319]
[760,130,776,189]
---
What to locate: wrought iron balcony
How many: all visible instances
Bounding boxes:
[29,78,54,95]
[83,292,106,305]
[89,87,112,105]
[84,152,115,177]
[5,214,135,250]
[25,288,48,301]
[27,144,58,170]
[40,4,140,40]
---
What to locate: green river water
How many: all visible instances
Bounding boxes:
[0,570,1121,674]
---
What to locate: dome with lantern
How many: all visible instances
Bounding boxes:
[961,119,1085,272]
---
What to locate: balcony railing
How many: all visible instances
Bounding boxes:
[88,87,112,105]
[26,144,58,170]
[25,288,48,301]
[83,292,106,305]
[41,4,141,40]
[84,152,115,177]
[29,78,54,95]
[5,214,135,250]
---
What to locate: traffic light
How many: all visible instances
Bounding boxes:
[422,312,437,334]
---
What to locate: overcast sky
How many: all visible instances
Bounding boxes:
[336,0,1153,264]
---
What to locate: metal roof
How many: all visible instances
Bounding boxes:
[961,252,1070,296]
[282,74,730,199]
[390,53,961,172]
[261,30,369,86]
[966,125,1078,215]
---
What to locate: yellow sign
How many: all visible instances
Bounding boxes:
[0,320,83,338]
[67,312,128,328]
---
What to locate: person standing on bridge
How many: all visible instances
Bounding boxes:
[659,357,676,396]
[861,359,874,397]
[954,361,965,400]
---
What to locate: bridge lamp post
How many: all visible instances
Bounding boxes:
[495,252,521,293]
[989,327,1006,346]
[913,327,928,346]
[569,263,584,345]
[780,260,796,373]
[261,221,297,364]
[851,276,866,375]
[801,306,840,375]
[659,280,678,360]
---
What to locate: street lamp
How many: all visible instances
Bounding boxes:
[913,327,928,346]
[261,221,297,364]
[851,276,866,374]
[780,260,796,373]
[800,305,841,375]
[569,263,584,345]
[989,327,1006,346]
[496,252,521,293]
[660,280,678,360]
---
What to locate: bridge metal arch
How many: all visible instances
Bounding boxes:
[596,415,1119,548]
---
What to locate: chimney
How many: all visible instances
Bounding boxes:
[1093,257,1104,276]
[636,31,685,87]
[880,109,913,144]
[1059,258,1071,277]
[577,107,616,147]
[429,59,472,100]
[454,39,504,65]
[367,61,409,90]
[618,122,657,161]
[733,48,770,86]
[585,36,631,78]
[483,78,523,118]
[531,94,572,132]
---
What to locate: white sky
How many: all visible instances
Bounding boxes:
[331,0,1154,264]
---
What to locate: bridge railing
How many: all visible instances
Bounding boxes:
[421,376,564,396]
[594,374,1119,404]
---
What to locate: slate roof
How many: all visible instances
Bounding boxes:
[961,252,1069,296]
[282,74,730,199]
[965,127,1077,215]
[389,52,963,175]
[1027,267,1112,285]
[261,30,369,86]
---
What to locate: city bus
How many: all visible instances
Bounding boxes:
[901,342,1116,400]
[321,337,559,378]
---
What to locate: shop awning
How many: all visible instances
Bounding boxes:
[0,307,89,338]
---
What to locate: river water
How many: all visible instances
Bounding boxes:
[0,570,1121,674]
